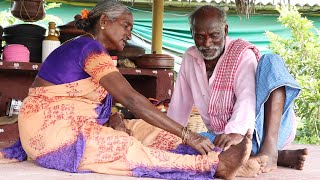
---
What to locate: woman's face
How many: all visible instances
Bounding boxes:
[102,12,133,51]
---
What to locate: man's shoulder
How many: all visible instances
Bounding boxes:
[184,46,198,57]
[234,38,254,46]
[226,38,260,60]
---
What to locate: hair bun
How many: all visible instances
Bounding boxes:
[75,14,90,31]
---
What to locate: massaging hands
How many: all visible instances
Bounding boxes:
[105,112,132,136]
[186,132,215,155]
[213,133,244,150]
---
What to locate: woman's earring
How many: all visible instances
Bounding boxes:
[101,26,105,30]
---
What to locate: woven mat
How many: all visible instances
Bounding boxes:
[187,113,208,133]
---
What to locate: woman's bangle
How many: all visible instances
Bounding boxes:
[181,127,190,144]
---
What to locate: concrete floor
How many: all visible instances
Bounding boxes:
[0,144,319,180]
[236,144,320,180]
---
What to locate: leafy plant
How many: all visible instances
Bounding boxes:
[265,6,320,144]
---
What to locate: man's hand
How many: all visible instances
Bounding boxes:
[213,133,243,150]
[185,132,215,155]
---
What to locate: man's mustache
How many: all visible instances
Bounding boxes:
[198,46,219,51]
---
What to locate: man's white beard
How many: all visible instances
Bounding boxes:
[198,39,225,61]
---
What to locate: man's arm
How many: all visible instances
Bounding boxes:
[225,49,258,135]
[167,59,194,127]
[214,49,258,150]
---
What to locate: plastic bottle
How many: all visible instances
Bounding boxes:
[111,56,118,67]
[42,22,60,62]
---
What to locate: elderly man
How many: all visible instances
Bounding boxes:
[167,5,308,173]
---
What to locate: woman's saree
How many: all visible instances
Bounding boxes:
[1,77,220,179]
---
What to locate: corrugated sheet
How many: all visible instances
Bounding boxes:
[167,0,320,6]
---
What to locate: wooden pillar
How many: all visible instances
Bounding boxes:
[151,0,164,54]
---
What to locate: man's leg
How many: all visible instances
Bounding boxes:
[256,86,308,172]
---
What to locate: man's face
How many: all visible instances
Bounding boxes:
[192,17,227,61]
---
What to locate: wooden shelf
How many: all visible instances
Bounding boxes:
[0,61,173,76]
[0,61,174,116]
[118,67,173,76]
[0,61,41,71]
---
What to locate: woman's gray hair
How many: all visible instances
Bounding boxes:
[189,5,226,29]
[90,0,131,21]
[75,0,131,31]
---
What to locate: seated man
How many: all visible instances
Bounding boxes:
[167,5,308,173]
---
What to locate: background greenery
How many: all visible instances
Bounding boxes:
[266,6,320,144]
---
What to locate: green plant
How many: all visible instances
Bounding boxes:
[265,5,320,144]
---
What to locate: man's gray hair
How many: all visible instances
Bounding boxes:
[189,5,227,28]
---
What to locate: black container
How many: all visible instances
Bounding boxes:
[58,15,85,43]
[4,24,46,62]
[0,25,3,56]
[4,24,46,37]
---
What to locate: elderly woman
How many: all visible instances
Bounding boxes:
[0,0,259,179]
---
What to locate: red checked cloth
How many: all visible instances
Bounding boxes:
[208,39,261,132]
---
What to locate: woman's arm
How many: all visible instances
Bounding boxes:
[100,71,184,137]
[100,71,215,155]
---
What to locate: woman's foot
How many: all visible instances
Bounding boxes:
[237,155,268,177]
[278,148,308,170]
[215,130,252,180]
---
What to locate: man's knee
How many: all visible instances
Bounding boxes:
[259,53,284,64]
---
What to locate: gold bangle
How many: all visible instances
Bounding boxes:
[181,127,190,144]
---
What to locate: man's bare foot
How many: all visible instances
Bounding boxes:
[278,148,308,170]
[237,155,268,177]
[255,143,278,173]
[215,130,252,180]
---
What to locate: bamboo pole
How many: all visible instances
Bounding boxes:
[151,0,164,54]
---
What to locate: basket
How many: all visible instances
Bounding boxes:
[187,113,208,133]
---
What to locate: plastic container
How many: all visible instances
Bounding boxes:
[42,40,60,62]
[111,56,118,67]
[42,22,60,62]
[3,44,30,62]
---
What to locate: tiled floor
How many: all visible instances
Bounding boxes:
[0,144,319,180]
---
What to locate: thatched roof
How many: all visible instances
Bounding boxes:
[47,0,320,16]
[168,0,319,6]
[118,0,320,16]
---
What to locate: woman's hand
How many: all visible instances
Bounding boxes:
[105,112,132,136]
[185,131,215,155]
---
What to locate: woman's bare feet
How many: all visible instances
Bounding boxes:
[278,148,308,170]
[237,155,268,177]
[215,130,252,180]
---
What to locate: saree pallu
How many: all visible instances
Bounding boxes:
[14,77,220,179]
